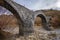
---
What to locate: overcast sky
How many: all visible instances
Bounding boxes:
[0,0,60,15]
[13,0,60,11]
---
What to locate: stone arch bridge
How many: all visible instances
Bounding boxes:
[0,0,51,35]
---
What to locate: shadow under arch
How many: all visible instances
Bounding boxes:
[35,14,51,31]
[0,0,24,36]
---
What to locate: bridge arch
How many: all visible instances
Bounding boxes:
[0,0,24,35]
[34,11,51,30]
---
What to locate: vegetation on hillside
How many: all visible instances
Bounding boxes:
[0,14,19,39]
[42,10,60,29]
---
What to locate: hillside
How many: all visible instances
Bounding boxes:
[42,10,60,29]
[0,10,60,40]
[0,14,19,40]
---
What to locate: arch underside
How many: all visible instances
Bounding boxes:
[0,0,24,35]
[35,14,51,30]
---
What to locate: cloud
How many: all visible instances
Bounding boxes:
[56,0,60,8]
[13,0,57,10]
[29,0,57,10]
